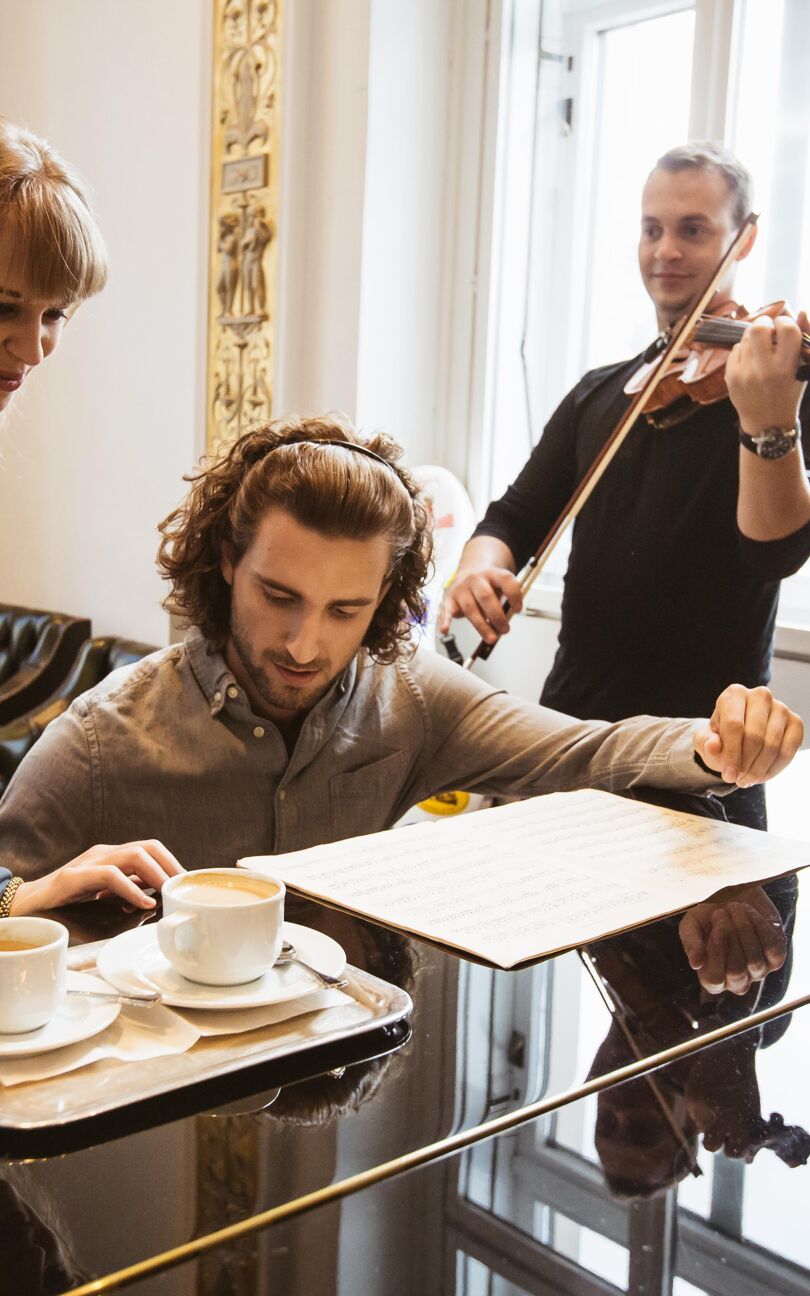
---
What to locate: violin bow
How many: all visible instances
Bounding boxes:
[457,212,759,672]
[579,946,703,1178]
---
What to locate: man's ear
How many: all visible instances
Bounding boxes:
[737,221,758,264]
[221,545,235,586]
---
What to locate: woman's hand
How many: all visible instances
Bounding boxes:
[694,684,803,786]
[8,841,184,914]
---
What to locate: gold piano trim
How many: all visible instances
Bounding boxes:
[69,987,810,1294]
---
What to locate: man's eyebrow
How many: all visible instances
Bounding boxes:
[641,211,714,223]
[0,287,22,299]
[257,576,374,607]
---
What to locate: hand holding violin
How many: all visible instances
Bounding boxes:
[726,310,809,435]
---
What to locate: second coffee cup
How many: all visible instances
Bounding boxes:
[157,869,285,986]
[0,916,68,1033]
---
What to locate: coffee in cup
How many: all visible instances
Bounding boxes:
[0,917,68,1033]
[170,874,280,906]
[157,868,285,986]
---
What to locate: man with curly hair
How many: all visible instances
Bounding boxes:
[0,417,802,989]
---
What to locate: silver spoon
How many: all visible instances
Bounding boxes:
[67,987,161,1007]
[276,941,349,990]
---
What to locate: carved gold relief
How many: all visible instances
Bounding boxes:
[207,0,281,454]
[195,1116,260,1295]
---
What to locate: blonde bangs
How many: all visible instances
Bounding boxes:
[3,188,108,304]
[0,116,108,304]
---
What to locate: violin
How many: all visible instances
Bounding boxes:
[626,299,810,430]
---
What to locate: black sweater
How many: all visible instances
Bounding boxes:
[475,357,810,721]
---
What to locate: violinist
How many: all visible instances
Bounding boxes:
[441,142,810,830]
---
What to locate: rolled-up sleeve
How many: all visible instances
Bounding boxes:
[737,516,810,580]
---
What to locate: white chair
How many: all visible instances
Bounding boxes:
[409,464,476,651]
[397,465,487,826]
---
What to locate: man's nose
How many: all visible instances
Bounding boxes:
[655,231,683,263]
[284,612,321,664]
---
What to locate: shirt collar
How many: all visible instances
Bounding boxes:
[184,627,237,717]
[183,625,358,722]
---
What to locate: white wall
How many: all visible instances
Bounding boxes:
[0,0,211,645]
[277,0,465,470]
[355,1,454,465]
[0,1,471,642]
[275,0,372,420]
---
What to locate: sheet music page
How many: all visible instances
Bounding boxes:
[240,791,809,967]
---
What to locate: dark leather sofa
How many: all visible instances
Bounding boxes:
[0,604,91,725]
[0,636,157,797]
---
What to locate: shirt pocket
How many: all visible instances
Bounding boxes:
[329,750,409,841]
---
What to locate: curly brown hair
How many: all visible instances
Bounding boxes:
[157,414,432,662]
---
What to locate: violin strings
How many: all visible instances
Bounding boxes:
[696,315,810,349]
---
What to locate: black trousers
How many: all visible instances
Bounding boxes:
[626,783,766,831]
[721,783,767,831]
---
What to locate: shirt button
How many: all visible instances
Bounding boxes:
[227,685,239,699]
[278,788,286,801]
[253,725,265,739]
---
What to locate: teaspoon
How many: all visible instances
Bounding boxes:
[276,941,349,990]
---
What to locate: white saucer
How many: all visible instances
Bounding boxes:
[0,972,120,1058]
[97,922,346,1010]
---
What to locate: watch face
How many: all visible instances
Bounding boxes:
[757,430,797,459]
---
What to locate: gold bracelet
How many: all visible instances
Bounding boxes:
[0,877,23,918]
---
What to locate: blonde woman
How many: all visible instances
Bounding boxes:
[0,118,183,914]
[0,116,107,408]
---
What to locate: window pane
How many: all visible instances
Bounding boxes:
[553,1214,630,1289]
[484,0,566,505]
[537,5,694,589]
[583,7,695,373]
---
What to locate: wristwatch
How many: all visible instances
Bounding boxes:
[738,421,800,460]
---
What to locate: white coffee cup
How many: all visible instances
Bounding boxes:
[0,917,68,1033]
[157,869,285,986]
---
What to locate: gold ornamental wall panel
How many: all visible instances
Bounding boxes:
[206,0,282,454]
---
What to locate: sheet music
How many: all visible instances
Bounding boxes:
[240,791,809,968]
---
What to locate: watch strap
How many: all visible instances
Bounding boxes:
[738,420,800,460]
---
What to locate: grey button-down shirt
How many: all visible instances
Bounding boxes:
[0,628,720,877]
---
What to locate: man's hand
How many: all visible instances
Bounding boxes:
[694,684,803,787]
[439,566,524,643]
[726,311,808,436]
[9,841,184,914]
[679,884,787,995]
[685,1035,762,1158]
